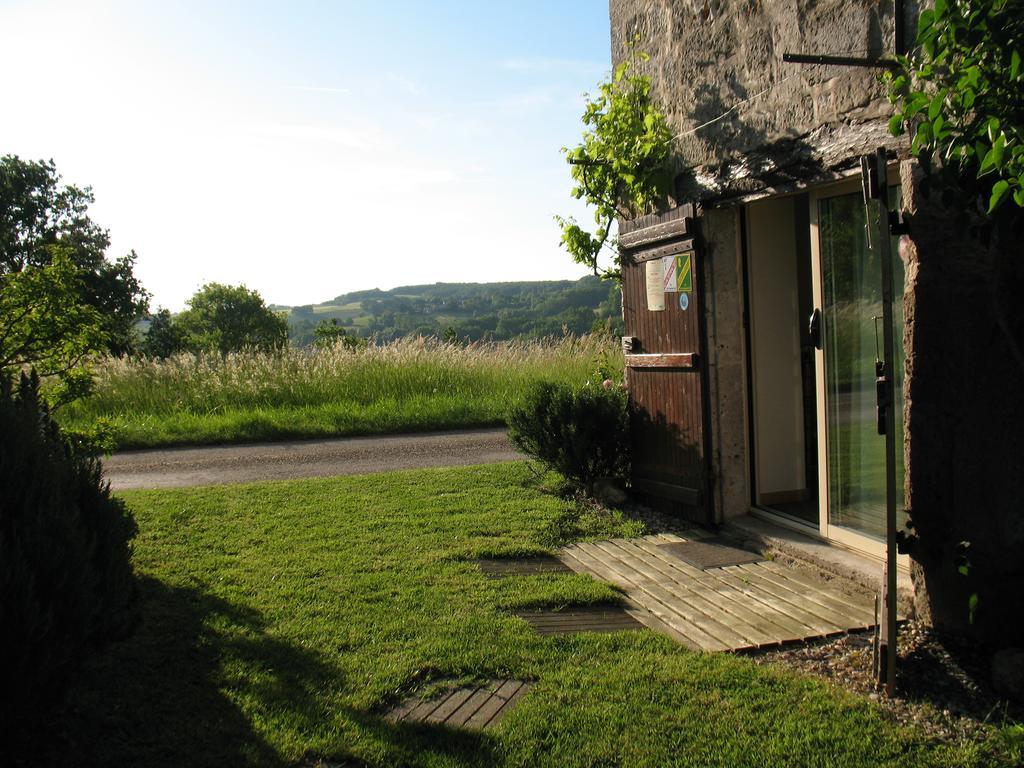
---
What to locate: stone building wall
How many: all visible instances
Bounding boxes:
[898,163,1024,644]
[608,0,915,199]
[699,206,749,522]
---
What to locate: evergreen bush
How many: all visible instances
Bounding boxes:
[507,380,630,492]
[0,372,138,749]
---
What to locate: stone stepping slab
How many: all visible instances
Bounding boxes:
[386,679,531,729]
[477,556,572,577]
[515,605,646,635]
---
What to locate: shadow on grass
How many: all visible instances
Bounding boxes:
[32,576,497,768]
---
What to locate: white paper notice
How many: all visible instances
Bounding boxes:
[662,255,678,293]
[645,259,666,311]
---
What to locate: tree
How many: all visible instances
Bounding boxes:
[0,156,149,355]
[176,283,288,354]
[139,308,186,359]
[556,45,673,281]
[0,249,107,400]
[312,318,365,351]
[888,1,1023,217]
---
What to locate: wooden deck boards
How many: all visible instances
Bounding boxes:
[387,679,531,730]
[477,556,572,577]
[559,533,876,652]
[515,605,645,635]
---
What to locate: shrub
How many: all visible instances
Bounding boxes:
[0,372,139,750]
[507,380,630,492]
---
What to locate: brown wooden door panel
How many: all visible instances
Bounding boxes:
[629,368,706,504]
[620,205,712,524]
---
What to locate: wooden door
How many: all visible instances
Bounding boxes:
[620,204,713,525]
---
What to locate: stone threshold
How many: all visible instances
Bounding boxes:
[720,514,915,616]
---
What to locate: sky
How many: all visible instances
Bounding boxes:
[0,1,613,310]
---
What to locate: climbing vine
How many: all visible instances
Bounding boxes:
[886,0,1024,218]
[556,46,673,281]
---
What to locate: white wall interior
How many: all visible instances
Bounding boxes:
[746,196,807,500]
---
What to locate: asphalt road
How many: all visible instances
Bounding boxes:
[103,428,522,490]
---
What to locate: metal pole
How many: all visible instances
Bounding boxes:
[873,147,899,697]
[895,0,906,57]
[782,52,898,69]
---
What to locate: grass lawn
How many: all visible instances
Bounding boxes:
[47,462,1006,767]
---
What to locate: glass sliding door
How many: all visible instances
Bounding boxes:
[816,189,907,541]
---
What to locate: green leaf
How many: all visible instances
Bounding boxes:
[917,9,935,39]
[1012,50,1021,80]
[987,118,1001,142]
[928,90,946,121]
[916,120,933,144]
[957,564,969,576]
[992,134,1007,169]
[888,113,904,136]
[981,147,998,174]
[904,92,929,116]
[1013,187,1024,207]
[988,180,1011,213]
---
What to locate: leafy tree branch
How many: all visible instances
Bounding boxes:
[887,0,1024,218]
[0,249,107,382]
[886,0,1024,377]
[557,46,673,281]
[1,157,150,404]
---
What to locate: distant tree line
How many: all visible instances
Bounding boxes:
[141,274,624,358]
[281,276,624,345]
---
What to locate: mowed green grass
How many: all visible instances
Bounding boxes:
[48,463,1004,767]
[58,336,610,449]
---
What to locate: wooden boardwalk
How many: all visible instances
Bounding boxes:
[559,533,876,652]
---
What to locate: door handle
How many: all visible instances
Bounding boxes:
[808,308,823,350]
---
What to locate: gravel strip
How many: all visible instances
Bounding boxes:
[746,620,1022,748]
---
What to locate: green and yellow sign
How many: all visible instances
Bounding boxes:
[676,252,692,292]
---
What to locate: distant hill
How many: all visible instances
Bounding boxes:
[270,276,623,345]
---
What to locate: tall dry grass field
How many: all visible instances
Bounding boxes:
[59,335,621,449]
